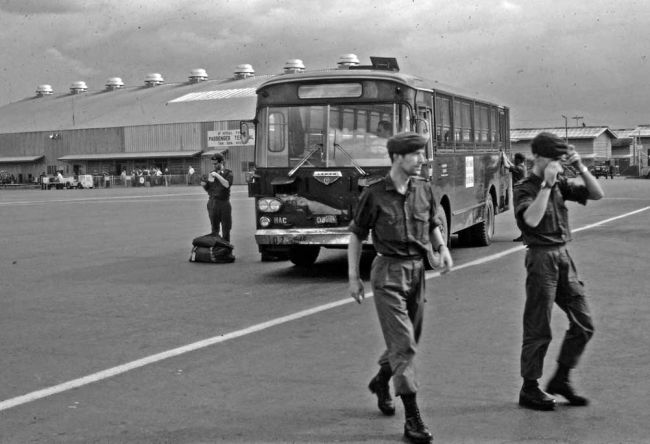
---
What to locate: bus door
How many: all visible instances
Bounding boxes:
[416,107,433,179]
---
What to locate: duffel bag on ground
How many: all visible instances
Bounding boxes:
[192,233,233,249]
[189,245,235,263]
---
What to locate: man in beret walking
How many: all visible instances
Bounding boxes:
[348,132,453,443]
[514,132,604,411]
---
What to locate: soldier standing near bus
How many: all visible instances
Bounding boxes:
[502,151,528,241]
[201,153,233,242]
[514,132,604,411]
[348,132,453,444]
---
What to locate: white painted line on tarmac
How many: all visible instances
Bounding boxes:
[1,205,648,412]
[0,189,249,206]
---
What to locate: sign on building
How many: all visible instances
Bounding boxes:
[207,129,255,147]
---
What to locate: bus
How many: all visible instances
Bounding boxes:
[242,56,511,266]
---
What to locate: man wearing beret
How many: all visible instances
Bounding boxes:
[348,132,453,443]
[514,132,604,411]
[201,153,234,242]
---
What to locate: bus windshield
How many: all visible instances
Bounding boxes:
[257,103,411,168]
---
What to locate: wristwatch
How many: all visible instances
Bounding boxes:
[540,181,552,190]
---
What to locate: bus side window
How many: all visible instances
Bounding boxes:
[269,112,286,152]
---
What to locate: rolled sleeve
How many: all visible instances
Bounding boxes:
[349,188,374,240]
[514,183,535,229]
[559,178,589,205]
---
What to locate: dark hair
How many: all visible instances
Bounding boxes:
[377,120,392,135]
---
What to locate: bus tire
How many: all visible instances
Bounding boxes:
[288,246,320,267]
[437,203,450,248]
[469,198,495,246]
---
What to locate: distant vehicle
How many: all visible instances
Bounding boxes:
[43,174,94,189]
[590,163,614,179]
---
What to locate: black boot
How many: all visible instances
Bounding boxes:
[546,364,589,406]
[368,365,395,416]
[401,394,433,444]
[519,379,556,411]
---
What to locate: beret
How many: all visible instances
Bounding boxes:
[387,132,428,155]
[531,132,570,159]
[211,153,224,162]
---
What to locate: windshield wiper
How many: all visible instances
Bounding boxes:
[333,143,367,176]
[288,143,323,176]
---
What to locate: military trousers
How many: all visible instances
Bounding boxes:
[521,245,595,380]
[371,254,426,396]
[207,198,232,242]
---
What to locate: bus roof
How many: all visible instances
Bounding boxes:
[256,69,507,109]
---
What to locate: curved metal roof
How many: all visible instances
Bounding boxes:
[0,75,271,134]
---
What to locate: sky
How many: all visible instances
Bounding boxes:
[1,0,649,130]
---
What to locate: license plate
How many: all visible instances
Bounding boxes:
[316,215,337,224]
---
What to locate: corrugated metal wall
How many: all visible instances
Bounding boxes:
[0,121,254,185]
[66,128,123,154]
[124,123,202,152]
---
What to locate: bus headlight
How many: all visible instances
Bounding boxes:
[257,198,281,212]
[259,216,271,227]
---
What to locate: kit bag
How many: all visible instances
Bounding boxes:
[189,233,235,263]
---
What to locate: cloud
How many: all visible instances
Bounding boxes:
[0,0,90,14]
[1,0,650,127]
[43,47,100,78]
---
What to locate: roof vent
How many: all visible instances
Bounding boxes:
[105,77,125,90]
[188,68,208,83]
[337,53,360,69]
[233,64,255,80]
[35,84,54,97]
[69,81,88,94]
[144,73,164,87]
[283,59,306,74]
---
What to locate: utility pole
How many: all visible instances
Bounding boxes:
[571,115,584,127]
[561,115,568,142]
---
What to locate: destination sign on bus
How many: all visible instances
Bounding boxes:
[298,83,362,99]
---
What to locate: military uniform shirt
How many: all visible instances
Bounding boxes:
[204,169,234,201]
[349,175,442,257]
[514,173,589,246]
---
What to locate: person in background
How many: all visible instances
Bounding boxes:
[164,167,170,186]
[514,132,604,411]
[187,165,195,186]
[502,151,528,241]
[121,169,127,187]
[348,132,453,444]
[201,153,234,242]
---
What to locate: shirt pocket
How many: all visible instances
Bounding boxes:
[412,211,430,242]
[375,213,403,242]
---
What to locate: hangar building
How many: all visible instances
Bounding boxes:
[0,64,268,186]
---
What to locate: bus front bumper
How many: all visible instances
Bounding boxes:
[255,227,353,247]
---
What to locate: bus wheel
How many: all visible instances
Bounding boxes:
[288,246,320,267]
[470,198,495,246]
[437,204,450,248]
